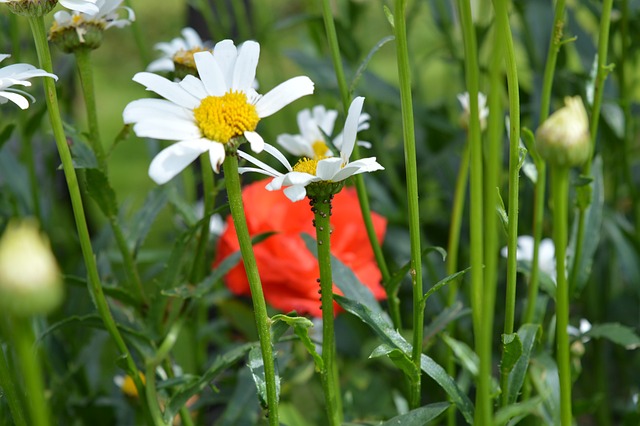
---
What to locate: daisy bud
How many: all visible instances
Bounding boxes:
[0,220,63,316]
[535,96,590,168]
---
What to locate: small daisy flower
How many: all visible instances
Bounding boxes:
[147,27,211,77]
[49,0,134,51]
[277,104,371,160]
[0,54,57,110]
[123,39,315,185]
[457,91,489,131]
[238,96,384,202]
[501,235,556,281]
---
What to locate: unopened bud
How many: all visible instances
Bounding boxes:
[0,220,63,316]
[536,96,590,167]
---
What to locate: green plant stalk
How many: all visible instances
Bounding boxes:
[229,0,251,40]
[313,194,344,426]
[12,318,49,426]
[0,332,28,426]
[27,15,150,422]
[123,0,151,65]
[551,166,572,426]
[145,363,168,426]
[222,155,279,425]
[9,13,21,61]
[539,0,566,122]
[189,155,216,284]
[21,127,42,221]
[570,0,613,295]
[74,47,107,171]
[394,0,425,408]
[455,0,487,422]
[317,0,395,329]
[195,0,221,41]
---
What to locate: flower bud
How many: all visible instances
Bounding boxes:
[0,220,63,316]
[535,96,590,168]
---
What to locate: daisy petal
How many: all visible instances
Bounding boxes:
[277,134,313,158]
[194,51,227,96]
[211,40,237,88]
[262,142,293,171]
[283,185,307,202]
[316,157,343,180]
[149,139,210,184]
[0,91,29,109]
[255,76,314,118]
[133,118,201,141]
[237,166,278,177]
[133,72,199,109]
[340,96,365,163]
[232,41,259,91]
[208,141,226,172]
[238,150,282,176]
[244,130,264,153]
[123,99,192,123]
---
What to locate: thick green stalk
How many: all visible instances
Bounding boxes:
[74,47,107,171]
[551,166,572,426]
[456,0,487,422]
[0,330,28,426]
[12,319,49,426]
[27,15,149,420]
[539,0,566,122]
[318,0,396,327]
[570,0,613,295]
[223,155,279,425]
[189,155,216,284]
[312,194,343,426]
[394,0,424,408]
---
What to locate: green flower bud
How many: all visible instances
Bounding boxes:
[536,96,590,168]
[49,18,105,52]
[0,220,63,316]
[1,0,57,17]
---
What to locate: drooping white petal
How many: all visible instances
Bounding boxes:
[182,27,203,48]
[208,141,226,172]
[281,171,319,187]
[283,185,307,202]
[232,41,259,91]
[148,139,210,184]
[238,149,283,177]
[255,76,314,118]
[237,166,278,177]
[133,72,199,109]
[244,130,264,153]
[193,51,227,96]
[262,142,293,171]
[340,96,365,163]
[0,91,29,109]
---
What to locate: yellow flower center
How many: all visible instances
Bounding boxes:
[312,140,330,159]
[173,47,210,69]
[292,157,319,175]
[193,91,260,143]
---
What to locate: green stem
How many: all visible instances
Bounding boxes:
[21,128,42,221]
[223,155,279,425]
[538,0,566,122]
[551,166,572,426]
[189,155,216,284]
[312,193,343,426]
[109,215,147,305]
[74,47,107,171]
[12,318,49,426]
[0,332,28,426]
[455,0,486,422]
[195,0,221,41]
[123,0,151,65]
[9,13,21,61]
[394,0,424,408]
[145,363,168,426]
[318,0,396,327]
[229,0,251,39]
[27,15,150,422]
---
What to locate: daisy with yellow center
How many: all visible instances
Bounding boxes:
[147,27,211,74]
[123,39,315,184]
[238,97,384,202]
[0,54,57,110]
[49,0,134,34]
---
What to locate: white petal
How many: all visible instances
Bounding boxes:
[515,236,535,261]
[340,96,365,163]
[182,27,203,48]
[331,157,383,181]
[281,171,318,186]
[0,91,29,109]
[277,134,313,157]
[123,99,192,123]
[59,0,99,14]
[262,142,293,171]
[244,131,264,153]
[237,166,278,177]
[232,41,259,91]
[133,118,201,141]
[237,149,282,176]
[179,75,207,99]
[255,76,314,118]
[283,185,307,202]
[148,139,210,184]
[146,58,174,73]
[212,40,237,88]
[315,157,343,180]
[208,142,225,172]
[193,51,227,96]
[132,72,199,109]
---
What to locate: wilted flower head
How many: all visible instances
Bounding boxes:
[239,96,383,202]
[49,0,134,52]
[0,0,98,16]
[457,91,489,131]
[0,54,57,110]
[147,27,212,78]
[501,235,556,282]
[123,39,314,184]
[536,96,590,167]
[277,104,371,160]
[0,220,63,316]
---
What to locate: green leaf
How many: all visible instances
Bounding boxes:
[217,367,259,425]
[496,187,508,235]
[584,323,640,349]
[107,124,132,156]
[529,353,560,425]
[500,333,522,376]
[520,127,541,166]
[247,346,281,410]
[383,5,394,28]
[494,396,544,425]
[67,138,98,169]
[272,313,323,371]
[421,267,470,307]
[85,168,118,218]
[163,342,255,422]
[507,324,539,405]
[441,334,479,377]
[127,187,169,252]
[0,123,15,150]
[350,36,395,93]
[370,344,420,382]
[423,302,471,344]
[379,402,450,426]
[386,246,447,297]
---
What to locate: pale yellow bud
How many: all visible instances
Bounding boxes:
[536,96,590,167]
[0,220,63,316]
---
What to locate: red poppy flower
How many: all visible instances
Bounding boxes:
[215,180,387,317]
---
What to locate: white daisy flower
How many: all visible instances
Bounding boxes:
[0,54,57,110]
[238,96,384,202]
[457,91,489,130]
[123,39,315,185]
[277,104,372,160]
[501,235,556,281]
[0,0,98,15]
[147,27,210,74]
[50,0,134,34]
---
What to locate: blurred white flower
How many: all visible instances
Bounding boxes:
[238,97,384,202]
[501,235,556,281]
[457,91,489,130]
[123,39,314,184]
[51,0,134,33]
[147,27,210,74]
[0,54,57,110]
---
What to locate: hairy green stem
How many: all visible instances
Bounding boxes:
[312,193,343,425]
[223,155,279,425]
[394,0,425,408]
[0,327,28,426]
[27,15,150,422]
[551,166,572,425]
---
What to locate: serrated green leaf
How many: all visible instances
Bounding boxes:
[370,344,420,382]
[85,168,118,218]
[584,323,640,349]
[500,333,522,375]
[272,314,323,371]
[247,346,281,410]
[507,324,539,405]
[380,402,450,426]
